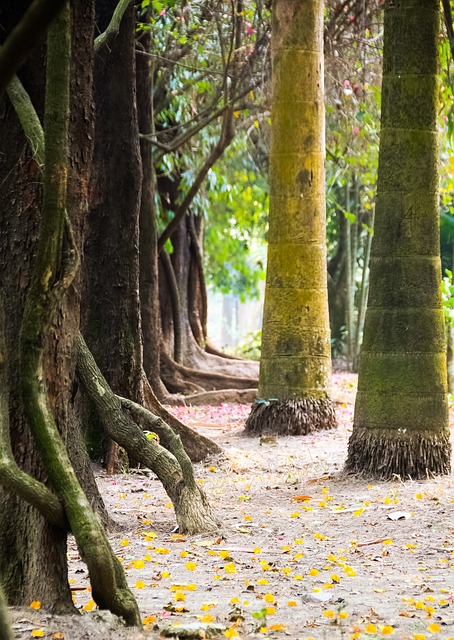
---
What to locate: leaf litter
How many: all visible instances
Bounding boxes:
[9,372,454,640]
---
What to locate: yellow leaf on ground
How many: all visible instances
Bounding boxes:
[427,623,440,633]
[381,625,394,635]
[84,599,95,611]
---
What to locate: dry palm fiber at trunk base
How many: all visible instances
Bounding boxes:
[244,397,337,436]
[346,427,451,479]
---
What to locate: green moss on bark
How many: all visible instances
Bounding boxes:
[347,0,450,477]
[249,0,336,434]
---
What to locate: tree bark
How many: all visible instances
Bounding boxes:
[136,23,168,399]
[18,5,141,625]
[245,0,337,435]
[346,0,451,478]
[76,335,219,534]
[0,584,13,640]
[83,0,144,467]
[0,2,72,610]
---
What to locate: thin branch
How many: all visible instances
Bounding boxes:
[140,77,263,156]
[94,0,132,53]
[135,49,225,75]
[0,0,66,97]
[157,109,235,251]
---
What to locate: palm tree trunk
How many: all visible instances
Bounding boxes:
[245,0,336,435]
[346,0,450,478]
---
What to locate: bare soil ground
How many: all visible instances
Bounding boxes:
[9,373,454,640]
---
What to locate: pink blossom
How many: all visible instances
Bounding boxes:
[160,8,166,16]
[352,126,360,135]
[343,79,350,87]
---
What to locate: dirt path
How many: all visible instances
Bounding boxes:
[9,373,454,640]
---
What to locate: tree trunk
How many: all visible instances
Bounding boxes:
[18,5,140,625]
[346,0,451,478]
[136,20,168,400]
[0,584,13,640]
[245,0,337,435]
[0,3,72,611]
[159,232,259,391]
[83,0,143,468]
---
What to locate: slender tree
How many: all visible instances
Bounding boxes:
[346,0,451,478]
[245,0,337,435]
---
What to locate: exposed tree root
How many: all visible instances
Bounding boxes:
[205,341,247,361]
[244,397,338,436]
[165,388,258,407]
[346,427,451,479]
[161,351,258,393]
[142,376,222,462]
[184,341,260,378]
[77,335,219,534]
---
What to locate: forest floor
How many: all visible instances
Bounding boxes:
[9,373,454,640]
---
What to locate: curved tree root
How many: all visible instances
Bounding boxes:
[346,427,451,480]
[204,341,246,361]
[142,376,222,462]
[244,397,338,436]
[165,388,258,407]
[161,351,258,392]
[76,335,219,534]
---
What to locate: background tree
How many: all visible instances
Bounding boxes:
[346,0,451,478]
[245,0,337,435]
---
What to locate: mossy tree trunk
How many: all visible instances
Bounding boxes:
[346,0,451,479]
[245,0,336,435]
[17,3,141,625]
[0,2,114,611]
[0,583,13,640]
